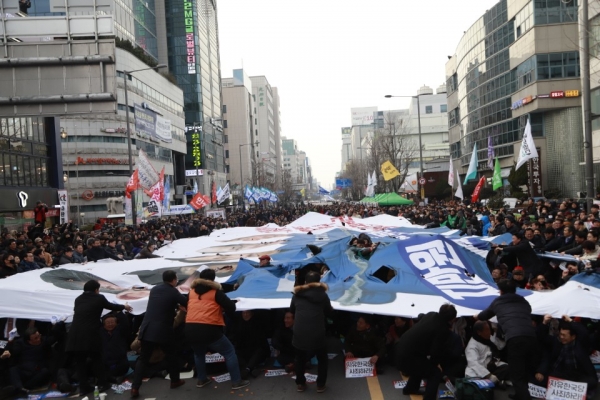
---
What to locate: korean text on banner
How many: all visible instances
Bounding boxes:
[345,357,376,378]
[546,376,587,400]
[381,160,400,181]
[137,150,160,190]
[57,190,68,225]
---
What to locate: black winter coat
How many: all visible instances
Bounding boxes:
[500,239,541,277]
[290,282,333,351]
[477,293,536,342]
[66,292,125,352]
[138,282,187,344]
[396,312,451,366]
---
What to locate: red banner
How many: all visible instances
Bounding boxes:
[211,181,217,204]
[471,176,486,203]
[190,193,210,210]
[125,170,139,199]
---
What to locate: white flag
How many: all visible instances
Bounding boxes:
[515,118,538,170]
[371,171,377,188]
[217,183,230,204]
[455,168,464,200]
[448,156,454,188]
[137,150,160,190]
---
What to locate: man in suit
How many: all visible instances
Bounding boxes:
[131,270,188,398]
[66,280,132,396]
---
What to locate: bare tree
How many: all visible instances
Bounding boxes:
[339,159,368,200]
[279,169,295,205]
[364,113,419,193]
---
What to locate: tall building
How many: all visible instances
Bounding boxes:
[341,127,352,171]
[221,70,282,193]
[0,0,188,225]
[446,0,585,197]
[250,76,278,188]
[222,70,257,195]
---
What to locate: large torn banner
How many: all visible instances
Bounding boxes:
[0,213,597,321]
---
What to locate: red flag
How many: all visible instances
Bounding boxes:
[189,193,210,210]
[211,181,217,204]
[150,167,165,201]
[471,176,486,203]
[125,170,139,199]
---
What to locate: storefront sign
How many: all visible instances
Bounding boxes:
[565,90,580,98]
[185,169,204,176]
[0,188,58,213]
[511,95,537,110]
[80,190,125,201]
[75,157,130,165]
[17,191,28,208]
[101,128,127,133]
[187,126,202,168]
[58,190,68,224]
[550,91,564,98]
[184,0,197,74]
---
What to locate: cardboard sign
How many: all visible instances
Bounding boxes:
[394,380,408,389]
[394,380,426,389]
[264,369,288,377]
[529,383,547,399]
[291,373,317,383]
[212,373,231,383]
[205,353,225,363]
[546,376,587,400]
[345,357,376,378]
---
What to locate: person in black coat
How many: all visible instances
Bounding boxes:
[290,271,333,392]
[86,239,122,262]
[272,311,295,372]
[535,317,597,395]
[396,304,457,400]
[494,232,542,278]
[476,279,538,400]
[100,313,131,382]
[131,270,187,398]
[66,280,132,396]
[231,310,270,379]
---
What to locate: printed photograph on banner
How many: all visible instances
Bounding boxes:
[212,372,231,383]
[264,369,289,377]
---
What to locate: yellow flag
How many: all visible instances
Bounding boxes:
[300,188,305,197]
[380,160,400,181]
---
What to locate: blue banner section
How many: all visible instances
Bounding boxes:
[226,231,499,309]
[335,178,352,189]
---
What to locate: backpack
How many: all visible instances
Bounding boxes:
[455,378,495,400]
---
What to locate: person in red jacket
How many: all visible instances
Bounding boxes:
[34,202,48,226]
[184,269,250,391]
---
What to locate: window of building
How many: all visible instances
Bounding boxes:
[440,104,447,113]
[224,135,228,144]
[425,106,433,114]
[225,150,229,159]
[536,52,579,80]
[534,0,578,25]
[592,87,600,131]
[591,15,600,58]
[223,120,228,129]
[255,130,258,136]
[222,105,227,114]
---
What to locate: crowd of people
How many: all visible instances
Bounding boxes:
[0,197,599,399]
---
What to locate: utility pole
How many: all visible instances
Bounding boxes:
[581,0,595,211]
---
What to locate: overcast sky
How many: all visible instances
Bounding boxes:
[218,0,500,188]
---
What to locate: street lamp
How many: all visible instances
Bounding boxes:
[123,64,166,224]
[239,141,259,209]
[384,94,425,199]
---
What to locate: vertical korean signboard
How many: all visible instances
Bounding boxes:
[184,0,197,74]
[527,148,543,197]
[186,126,202,168]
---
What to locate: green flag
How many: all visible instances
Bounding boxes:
[492,157,502,191]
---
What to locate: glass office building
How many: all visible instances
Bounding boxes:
[446,0,585,197]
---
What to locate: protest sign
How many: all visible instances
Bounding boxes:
[345,357,376,378]
[291,373,317,383]
[212,373,231,383]
[205,353,225,363]
[264,369,288,377]
[529,383,547,399]
[546,376,587,400]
